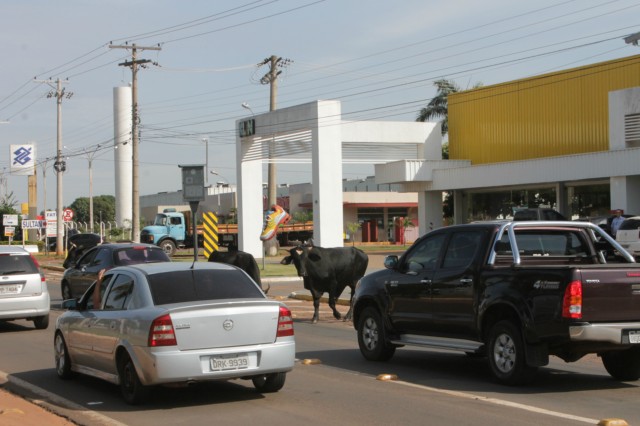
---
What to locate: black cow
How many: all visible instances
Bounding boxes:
[281,245,368,323]
[208,250,269,293]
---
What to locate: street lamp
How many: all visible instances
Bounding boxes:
[241,102,254,116]
[210,170,229,214]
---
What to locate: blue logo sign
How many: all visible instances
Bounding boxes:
[13,146,33,166]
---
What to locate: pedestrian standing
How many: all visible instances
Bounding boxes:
[611,209,625,238]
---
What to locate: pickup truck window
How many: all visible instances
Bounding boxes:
[402,233,446,273]
[443,231,483,269]
[497,230,588,256]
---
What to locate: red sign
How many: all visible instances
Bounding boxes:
[63,208,74,222]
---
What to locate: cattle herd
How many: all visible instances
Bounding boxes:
[209,244,369,323]
[62,234,367,324]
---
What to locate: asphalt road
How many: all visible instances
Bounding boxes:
[1,269,639,425]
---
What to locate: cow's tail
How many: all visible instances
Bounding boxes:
[263,282,271,294]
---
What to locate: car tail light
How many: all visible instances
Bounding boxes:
[148,314,177,346]
[29,254,46,283]
[562,280,582,319]
[277,306,294,337]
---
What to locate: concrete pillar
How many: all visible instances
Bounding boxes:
[311,100,343,248]
[611,175,640,214]
[418,190,443,236]
[237,138,264,259]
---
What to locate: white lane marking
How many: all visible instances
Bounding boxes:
[0,371,128,426]
[388,379,600,424]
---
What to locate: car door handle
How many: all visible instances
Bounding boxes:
[420,279,432,284]
[459,278,473,283]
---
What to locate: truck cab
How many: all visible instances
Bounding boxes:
[140,209,188,256]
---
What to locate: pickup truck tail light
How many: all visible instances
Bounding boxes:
[277,306,294,337]
[148,314,178,346]
[562,280,583,319]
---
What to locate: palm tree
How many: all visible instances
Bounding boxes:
[417,79,459,136]
[417,79,482,136]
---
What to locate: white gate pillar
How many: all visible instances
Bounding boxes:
[312,100,343,248]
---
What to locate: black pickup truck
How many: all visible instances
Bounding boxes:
[352,221,640,385]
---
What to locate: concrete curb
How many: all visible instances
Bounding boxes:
[288,291,351,306]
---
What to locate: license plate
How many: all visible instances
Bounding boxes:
[629,331,640,344]
[210,353,250,371]
[0,284,23,295]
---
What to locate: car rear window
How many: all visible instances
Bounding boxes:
[148,269,264,305]
[497,230,588,256]
[620,219,640,231]
[114,247,170,265]
[0,254,38,275]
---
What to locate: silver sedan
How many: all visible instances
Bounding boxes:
[54,262,295,404]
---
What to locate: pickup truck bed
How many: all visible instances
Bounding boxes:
[352,221,640,385]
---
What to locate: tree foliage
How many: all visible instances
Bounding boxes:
[416,79,482,136]
[69,195,116,223]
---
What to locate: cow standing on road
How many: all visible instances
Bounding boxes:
[281,245,368,323]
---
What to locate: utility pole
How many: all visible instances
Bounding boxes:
[259,56,292,256]
[109,43,161,242]
[82,145,101,233]
[36,78,72,255]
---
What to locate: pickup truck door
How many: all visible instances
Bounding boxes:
[429,230,485,338]
[387,233,445,334]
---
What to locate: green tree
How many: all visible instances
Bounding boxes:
[416,79,482,136]
[0,191,19,241]
[69,195,116,224]
[346,222,361,246]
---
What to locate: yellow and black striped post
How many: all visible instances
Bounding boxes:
[202,212,219,259]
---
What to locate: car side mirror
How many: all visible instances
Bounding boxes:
[61,299,78,310]
[384,255,399,269]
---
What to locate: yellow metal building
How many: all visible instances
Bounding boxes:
[448,55,640,164]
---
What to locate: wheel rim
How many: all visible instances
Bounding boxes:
[362,317,379,351]
[493,333,516,374]
[54,335,66,374]
[122,362,135,395]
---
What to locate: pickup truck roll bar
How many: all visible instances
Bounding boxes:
[488,221,636,265]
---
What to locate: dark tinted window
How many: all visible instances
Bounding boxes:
[103,274,134,310]
[498,230,587,256]
[0,254,38,275]
[114,247,170,266]
[619,219,640,231]
[148,269,264,305]
[402,233,446,272]
[443,231,483,269]
[92,247,113,268]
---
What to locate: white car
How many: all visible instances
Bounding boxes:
[54,261,295,404]
[0,246,50,329]
[615,216,640,256]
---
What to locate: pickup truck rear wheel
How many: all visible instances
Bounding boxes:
[487,320,537,385]
[159,240,176,257]
[601,348,640,381]
[357,306,395,361]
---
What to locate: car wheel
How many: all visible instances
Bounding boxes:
[54,332,72,380]
[119,355,150,405]
[33,314,49,330]
[601,347,640,381]
[252,372,286,393]
[357,306,395,362]
[160,240,176,257]
[61,281,72,300]
[487,320,537,385]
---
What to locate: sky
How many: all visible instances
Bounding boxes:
[1,0,640,211]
